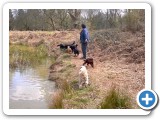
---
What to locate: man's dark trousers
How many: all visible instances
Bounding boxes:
[81,43,87,59]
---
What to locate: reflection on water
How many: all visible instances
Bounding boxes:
[9,60,56,109]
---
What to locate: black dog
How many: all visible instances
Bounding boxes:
[73,45,79,56]
[83,58,94,68]
[70,44,78,53]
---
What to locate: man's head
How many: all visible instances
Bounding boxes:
[81,24,86,29]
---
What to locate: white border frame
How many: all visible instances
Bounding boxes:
[3,3,151,115]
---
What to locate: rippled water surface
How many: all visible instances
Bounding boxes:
[9,61,56,109]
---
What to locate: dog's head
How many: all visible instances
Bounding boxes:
[84,58,93,62]
[57,44,63,47]
[69,45,73,48]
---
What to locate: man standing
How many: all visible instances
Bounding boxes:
[80,24,89,59]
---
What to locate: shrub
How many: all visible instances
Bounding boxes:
[100,88,132,109]
[123,10,145,33]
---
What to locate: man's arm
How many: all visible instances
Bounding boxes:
[84,29,88,42]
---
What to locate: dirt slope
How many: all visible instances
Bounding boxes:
[70,53,144,108]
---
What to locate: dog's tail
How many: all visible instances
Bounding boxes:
[72,41,75,45]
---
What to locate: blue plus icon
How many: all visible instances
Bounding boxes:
[137,89,158,110]
[142,93,153,105]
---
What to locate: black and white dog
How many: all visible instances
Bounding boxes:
[57,44,68,49]
[57,41,75,50]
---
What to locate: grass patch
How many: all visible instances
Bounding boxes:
[56,80,71,93]
[9,44,49,69]
[62,85,95,108]
[99,87,132,109]
[75,98,88,104]
[62,53,71,59]
[49,49,96,109]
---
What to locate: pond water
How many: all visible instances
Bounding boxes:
[9,60,56,109]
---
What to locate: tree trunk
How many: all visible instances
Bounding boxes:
[68,9,81,29]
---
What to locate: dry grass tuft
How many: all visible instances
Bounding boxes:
[99,87,132,109]
[50,90,63,109]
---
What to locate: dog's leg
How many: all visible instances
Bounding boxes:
[91,63,94,68]
[83,61,86,66]
[85,74,89,85]
[79,77,82,89]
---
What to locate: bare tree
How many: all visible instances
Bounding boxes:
[9,9,144,32]
[43,9,57,30]
[68,9,81,29]
[9,9,14,30]
[56,10,69,30]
